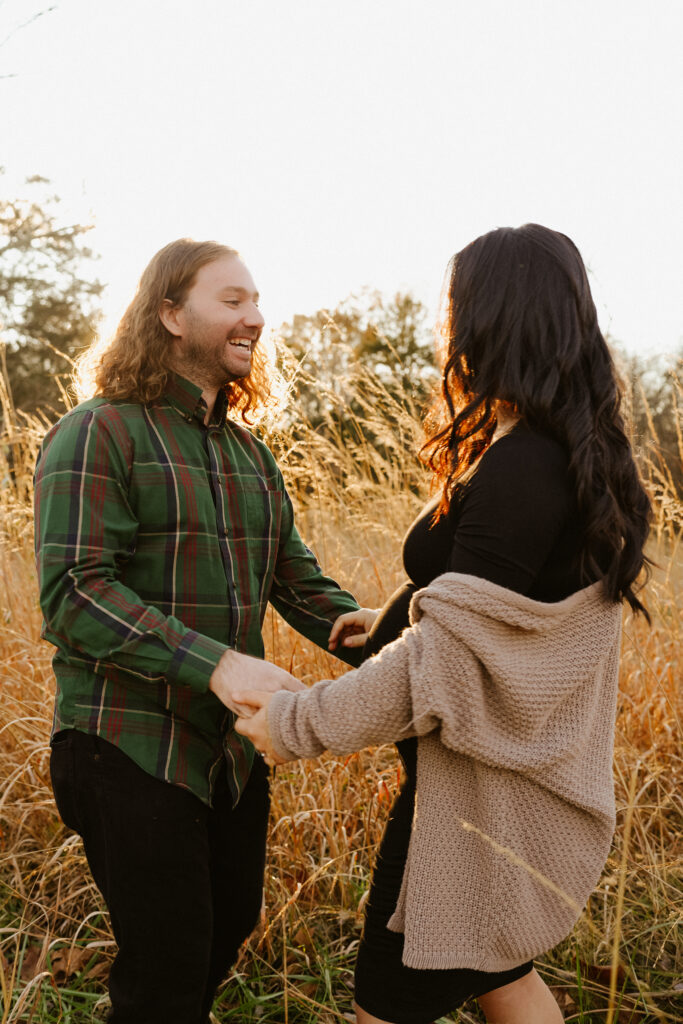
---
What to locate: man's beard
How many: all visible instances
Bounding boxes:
[175,326,257,389]
[181,339,243,385]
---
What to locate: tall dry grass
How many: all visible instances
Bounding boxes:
[0,356,681,1023]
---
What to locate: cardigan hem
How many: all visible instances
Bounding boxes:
[398,946,542,972]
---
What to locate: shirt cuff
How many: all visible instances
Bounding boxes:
[166,631,230,693]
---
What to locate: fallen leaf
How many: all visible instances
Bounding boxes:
[291,926,316,953]
[50,945,96,983]
[549,986,576,1013]
[19,945,43,981]
[83,958,110,985]
[297,981,318,997]
[579,961,627,987]
[572,964,639,1023]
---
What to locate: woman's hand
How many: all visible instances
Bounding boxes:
[328,608,380,651]
[209,650,305,717]
[234,690,291,766]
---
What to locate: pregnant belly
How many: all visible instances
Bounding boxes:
[363,581,419,773]
[363,582,417,660]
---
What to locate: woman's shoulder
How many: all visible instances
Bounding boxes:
[473,423,569,488]
[487,422,567,467]
[462,423,573,516]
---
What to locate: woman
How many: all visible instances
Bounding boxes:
[233,225,651,1024]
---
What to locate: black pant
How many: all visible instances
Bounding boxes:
[50,730,270,1024]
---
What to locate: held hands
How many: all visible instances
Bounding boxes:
[209,649,305,718]
[328,607,380,652]
[233,691,287,767]
[213,606,381,766]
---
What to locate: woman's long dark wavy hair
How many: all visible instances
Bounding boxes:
[421,223,651,616]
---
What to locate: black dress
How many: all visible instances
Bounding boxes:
[353,423,596,1024]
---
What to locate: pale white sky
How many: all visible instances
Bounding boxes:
[2,0,682,355]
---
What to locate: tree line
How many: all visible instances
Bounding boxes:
[1,174,680,495]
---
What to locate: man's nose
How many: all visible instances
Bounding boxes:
[244,303,265,329]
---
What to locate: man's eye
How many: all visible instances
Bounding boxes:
[224,300,240,307]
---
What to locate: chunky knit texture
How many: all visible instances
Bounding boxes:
[268,573,623,971]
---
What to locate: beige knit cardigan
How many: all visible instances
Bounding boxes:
[267,573,623,971]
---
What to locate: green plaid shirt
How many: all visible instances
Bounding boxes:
[34,374,360,806]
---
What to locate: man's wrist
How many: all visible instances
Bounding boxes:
[209,648,239,691]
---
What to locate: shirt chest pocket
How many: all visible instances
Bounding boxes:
[222,481,282,550]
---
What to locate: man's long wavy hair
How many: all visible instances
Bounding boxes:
[421,223,651,615]
[80,239,270,422]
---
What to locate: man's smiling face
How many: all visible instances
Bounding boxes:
[168,255,265,389]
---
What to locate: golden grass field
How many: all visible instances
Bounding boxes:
[0,358,681,1023]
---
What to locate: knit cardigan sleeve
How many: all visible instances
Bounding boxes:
[267,575,622,788]
[267,629,427,761]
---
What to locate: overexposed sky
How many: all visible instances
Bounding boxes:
[2,0,682,355]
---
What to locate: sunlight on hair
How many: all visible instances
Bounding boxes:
[73,330,110,402]
[72,324,287,426]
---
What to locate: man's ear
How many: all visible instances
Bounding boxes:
[159,299,183,337]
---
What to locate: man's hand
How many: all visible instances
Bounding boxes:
[234,691,291,766]
[209,650,305,717]
[328,608,380,651]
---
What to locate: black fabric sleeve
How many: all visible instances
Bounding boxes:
[448,430,572,595]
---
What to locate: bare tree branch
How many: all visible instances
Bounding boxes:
[0,5,57,51]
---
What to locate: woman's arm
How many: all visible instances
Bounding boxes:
[235,627,433,762]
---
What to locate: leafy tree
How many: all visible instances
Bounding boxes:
[272,291,437,499]
[0,173,103,415]
[277,289,438,430]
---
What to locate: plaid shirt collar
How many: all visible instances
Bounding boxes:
[163,373,229,430]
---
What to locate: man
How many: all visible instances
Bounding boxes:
[34,239,361,1024]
